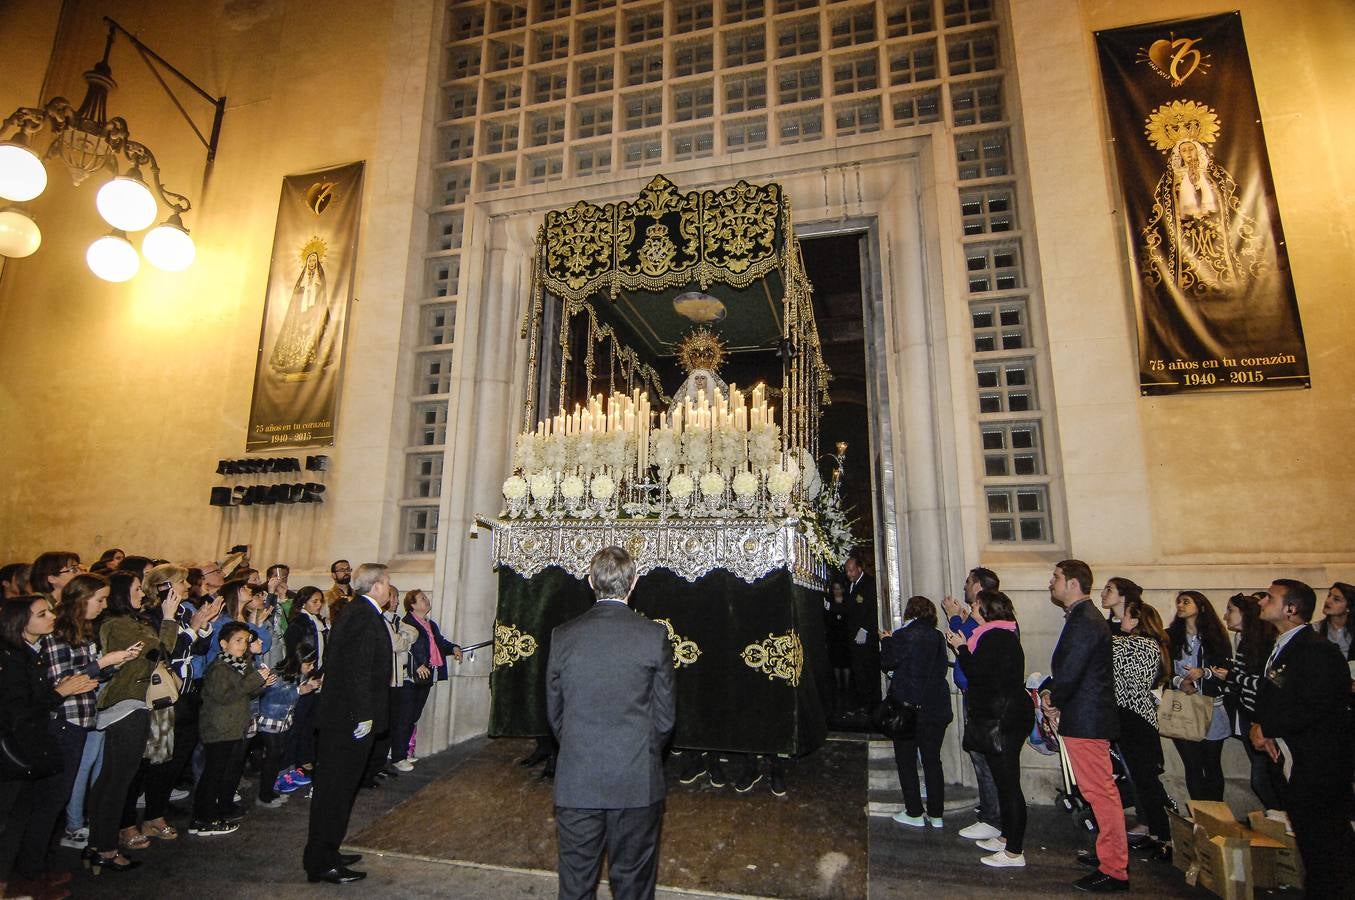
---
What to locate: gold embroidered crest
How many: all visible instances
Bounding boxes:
[741,630,803,686]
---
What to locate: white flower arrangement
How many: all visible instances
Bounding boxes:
[711,427,745,473]
[529,473,555,501]
[680,429,710,471]
[800,490,860,567]
[748,423,781,471]
[649,429,678,471]
[514,434,541,474]
[767,467,796,496]
[542,435,567,473]
[559,474,585,500]
[732,470,759,498]
[668,472,695,500]
[598,430,629,472]
[590,472,616,500]
[699,470,726,498]
[502,475,527,500]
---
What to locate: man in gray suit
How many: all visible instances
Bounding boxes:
[547,546,676,900]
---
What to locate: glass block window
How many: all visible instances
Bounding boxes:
[416,351,454,396]
[986,486,1050,543]
[672,127,715,161]
[777,17,819,57]
[488,38,525,72]
[626,10,666,43]
[675,2,713,33]
[439,167,472,206]
[943,0,995,27]
[891,88,940,126]
[621,135,663,169]
[481,159,517,191]
[889,41,938,85]
[403,507,440,554]
[673,82,714,121]
[955,129,1010,179]
[778,63,822,104]
[433,211,464,251]
[623,92,664,130]
[443,125,475,160]
[578,21,615,53]
[976,359,1037,413]
[625,49,666,86]
[832,55,878,95]
[778,106,823,144]
[526,152,564,183]
[532,69,568,103]
[574,142,612,176]
[970,299,1030,353]
[492,2,528,31]
[411,400,449,447]
[443,86,477,121]
[576,61,614,94]
[449,7,485,40]
[674,42,715,76]
[724,116,768,152]
[966,243,1022,293]
[830,8,876,48]
[947,29,999,76]
[980,422,1044,477]
[575,101,613,137]
[724,0,764,24]
[421,303,457,346]
[724,29,766,67]
[885,0,934,37]
[427,256,460,297]
[485,78,522,112]
[528,110,566,146]
[960,185,1015,235]
[448,46,481,80]
[724,73,767,113]
[536,0,570,21]
[483,118,520,154]
[834,98,881,136]
[951,79,1003,126]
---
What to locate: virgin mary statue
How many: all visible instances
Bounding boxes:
[269,235,333,380]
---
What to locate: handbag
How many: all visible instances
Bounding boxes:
[1157,688,1213,741]
[145,660,182,710]
[872,695,919,740]
[963,716,1006,755]
[0,722,64,780]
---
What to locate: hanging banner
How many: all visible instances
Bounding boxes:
[1095,13,1308,395]
[246,161,364,449]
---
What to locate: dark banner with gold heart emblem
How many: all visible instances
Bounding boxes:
[246,161,364,449]
[1095,13,1309,395]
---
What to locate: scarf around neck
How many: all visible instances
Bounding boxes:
[967,619,1018,653]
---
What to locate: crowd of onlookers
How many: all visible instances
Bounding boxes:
[0,548,459,900]
[866,559,1353,894]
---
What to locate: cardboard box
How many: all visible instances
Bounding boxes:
[1172,802,1288,900]
[1167,807,1198,876]
[1194,829,1252,900]
[1247,811,1304,891]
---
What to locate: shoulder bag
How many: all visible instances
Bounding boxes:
[873,628,943,740]
[1156,687,1213,741]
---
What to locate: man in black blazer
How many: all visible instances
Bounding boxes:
[844,552,880,711]
[547,546,675,900]
[1039,559,1127,893]
[1252,579,1355,899]
[302,563,394,884]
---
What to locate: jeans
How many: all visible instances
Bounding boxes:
[14,718,87,878]
[391,682,433,763]
[194,740,246,823]
[87,709,149,852]
[257,731,289,801]
[892,718,948,819]
[65,728,105,831]
[984,730,1027,855]
[1234,724,1286,811]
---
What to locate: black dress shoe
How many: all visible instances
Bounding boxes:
[1074,871,1129,892]
[308,866,366,884]
[519,748,550,768]
[339,853,362,865]
[1077,849,1100,867]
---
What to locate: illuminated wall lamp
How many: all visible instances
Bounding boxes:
[0,17,225,280]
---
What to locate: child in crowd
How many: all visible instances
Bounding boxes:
[257,642,321,805]
[192,622,274,836]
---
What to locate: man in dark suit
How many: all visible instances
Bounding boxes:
[1252,578,1355,899]
[302,562,394,884]
[547,546,675,900]
[843,552,880,711]
[1039,559,1127,893]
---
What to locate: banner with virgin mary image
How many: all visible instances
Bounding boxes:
[1095,13,1309,395]
[246,161,364,449]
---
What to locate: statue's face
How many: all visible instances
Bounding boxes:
[1180,142,1198,165]
[306,252,318,273]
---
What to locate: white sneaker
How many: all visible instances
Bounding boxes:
[60,827,89,849]
[393,759,415,773]
[892,810,927,827]
[135,793,146,808]
[928,817,944,829]
[233,792,242,803]
[976,837,1007,852]
[981,851,1026,868]
[407,755,418,764]
[169,787,191,802]
[959,821,1003,841]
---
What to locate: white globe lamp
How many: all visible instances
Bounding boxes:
[0,207,42,258]
[0,141,48,202]
[95,171,157,232]
[142,215,195,271]
[87,230,140,282]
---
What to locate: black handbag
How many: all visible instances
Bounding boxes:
[872,696,919,740]
[0,723,63,780]
[962,716,1006,755]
